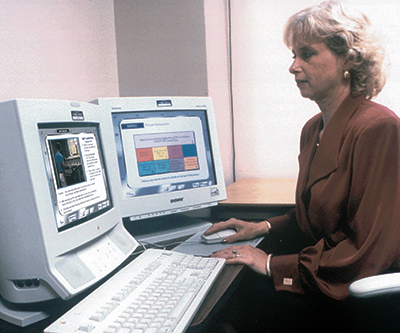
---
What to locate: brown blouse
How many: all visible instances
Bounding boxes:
[268,94,400,300]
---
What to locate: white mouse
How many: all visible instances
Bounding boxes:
[201,229,237,244]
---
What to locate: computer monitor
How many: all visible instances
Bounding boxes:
[0,99,138,326]
[93,97,227,243]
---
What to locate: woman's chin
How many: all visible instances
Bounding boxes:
[298,90,314,100]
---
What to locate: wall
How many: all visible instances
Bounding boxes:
[114,0,208,97]
[0,0,119,102]
[205,0,400,183]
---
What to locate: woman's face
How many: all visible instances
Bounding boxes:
[289,40,347,103]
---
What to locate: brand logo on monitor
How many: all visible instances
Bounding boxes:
[157,100,173,107]
[170,197,184,203]
[211,188,220,197]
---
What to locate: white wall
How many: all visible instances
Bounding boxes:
[0,0,119,102]
[205,0,400,184]
[114,0,208,98]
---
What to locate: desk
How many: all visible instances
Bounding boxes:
[221,178,296,205]
[214,178,297,221]
[0,178,296,332]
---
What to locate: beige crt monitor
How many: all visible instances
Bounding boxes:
[0,99,138,326]
[93,97,227,243]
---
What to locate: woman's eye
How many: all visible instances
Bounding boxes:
[301,52,313,60]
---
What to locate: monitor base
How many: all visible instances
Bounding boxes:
[0,296,50,327]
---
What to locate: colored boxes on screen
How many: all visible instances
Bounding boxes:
[136,144,199,177]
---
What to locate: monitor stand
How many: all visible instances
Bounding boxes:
[0,278,100,327]
[123,212,213,245]
[0,295,50,327]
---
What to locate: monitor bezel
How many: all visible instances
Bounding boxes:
[96,96,227,223]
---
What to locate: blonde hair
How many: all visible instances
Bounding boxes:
[284,1,386,99]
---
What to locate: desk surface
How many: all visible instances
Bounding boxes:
[219,178,297,206]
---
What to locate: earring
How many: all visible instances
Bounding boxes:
[344,70,350,80]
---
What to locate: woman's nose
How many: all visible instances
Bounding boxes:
[289,59,300,74]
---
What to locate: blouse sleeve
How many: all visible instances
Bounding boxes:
[270,118,400,300]
[267,207,297,234]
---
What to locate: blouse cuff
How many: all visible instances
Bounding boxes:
[265,253,273,276]
[270,253,305,295]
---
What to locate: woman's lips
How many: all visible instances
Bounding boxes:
[296,79,308,85]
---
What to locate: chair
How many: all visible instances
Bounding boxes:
[349,272,400,298]
[349,273,400,331]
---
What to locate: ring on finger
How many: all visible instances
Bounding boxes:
[232,249,240,258]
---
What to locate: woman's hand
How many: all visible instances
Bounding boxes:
[202,218,269,243]
[211,244,269,275]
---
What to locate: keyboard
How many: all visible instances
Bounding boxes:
[45,249,225,333]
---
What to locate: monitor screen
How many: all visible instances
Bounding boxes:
[113,109,217,200]
[38,123,112,232]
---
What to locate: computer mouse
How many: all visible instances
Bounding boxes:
[201,229,237,244]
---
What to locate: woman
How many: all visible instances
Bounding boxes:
[204,1,400,331]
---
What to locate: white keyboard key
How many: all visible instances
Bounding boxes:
[117,328,131,333]
[78,325,95,332]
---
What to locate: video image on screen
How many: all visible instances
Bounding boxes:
[48,138,85,188]
[39,123,112,231]
[134,131,200,177]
